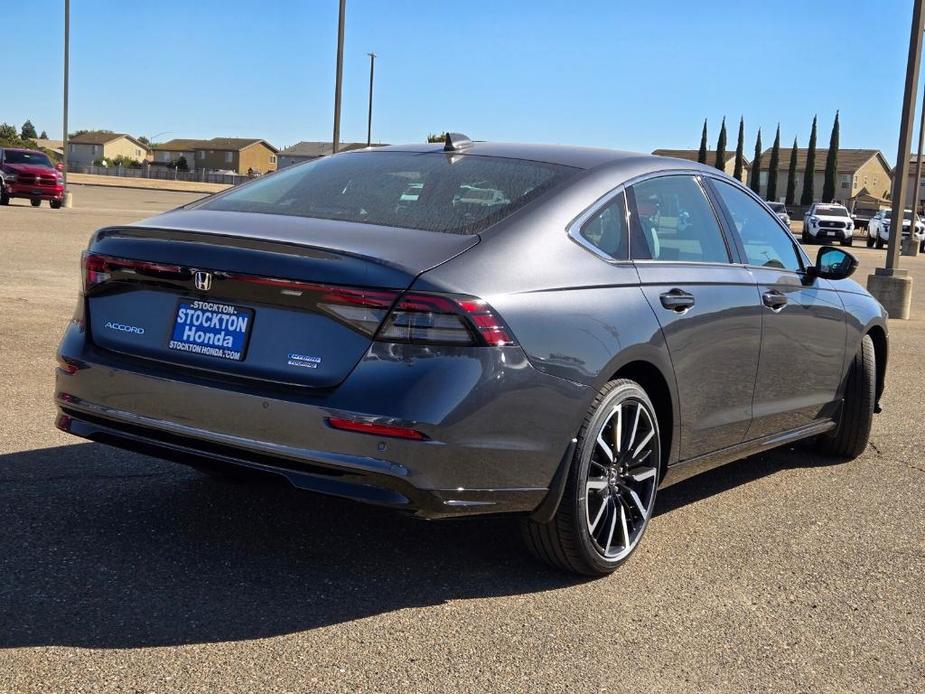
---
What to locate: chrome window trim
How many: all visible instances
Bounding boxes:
[565,185,632,264]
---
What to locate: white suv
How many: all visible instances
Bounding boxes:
[866,209,925,251]
[802,203,855,246]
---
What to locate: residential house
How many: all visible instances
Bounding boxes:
[192,138,278,174]
[151,139,204,169]
[758,148,891,205]
[34,138,64,160]
[67,131,150,168]
[651,149,750,183]
[277,141,378,168]
[903,156,925,208]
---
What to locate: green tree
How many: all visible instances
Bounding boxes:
[0,123,19,145]
[766,125,781,201]
[39,129,48,139]
[426,132,447,143]
[801,115,817,205]
[734,117,745,181]
[749,129,762,194]
[138,135,151,146]
[786,137,799,206]
[822,111,840,203]
[697,119,708,164]
[21,120,37,139]
[714,117,727,171]
[176,156,189,171]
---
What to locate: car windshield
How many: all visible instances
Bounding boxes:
[767,203,786,212]
[4,150,53,167]
[883,211,917,221]
[815,206,849,217]
[200,151,579,234]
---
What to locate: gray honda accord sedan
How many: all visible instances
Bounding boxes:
[55,134,888,575]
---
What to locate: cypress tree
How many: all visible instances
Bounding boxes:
[750,129,762,194]
[714,117,727,171]
[786,137,799,206]
[697,119,708,164]
[734,117,745,181]
[801,115,818,205]
[767,125,781,201]
[822,111,840,203]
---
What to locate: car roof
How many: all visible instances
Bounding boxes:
[355,141,718,173]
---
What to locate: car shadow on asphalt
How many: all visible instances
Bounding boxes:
[0,440,836,648]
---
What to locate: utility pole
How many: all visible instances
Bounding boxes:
[906,84,925,257]
[331,0,346,153]
[868,0,924,319]
[366,52,376,147]
[62,0,71,207]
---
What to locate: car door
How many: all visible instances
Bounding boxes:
[627,174,763,461]
[707,178,847,437]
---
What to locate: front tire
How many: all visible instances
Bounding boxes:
[875,237,884,249]
[841,237,853,247]
[816,334,875,459]
[0,191,9,205]
[866,236,875,248]
[30,199,41,207]
[522,379,661,576]
[50,199,62,209]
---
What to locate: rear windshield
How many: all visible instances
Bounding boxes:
[3,150,52,167]
[199,151,578,234]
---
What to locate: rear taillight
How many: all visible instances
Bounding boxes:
[81,252,185,293]
[326,417,428,440]
[375,293,516,347]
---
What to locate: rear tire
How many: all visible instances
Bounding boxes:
[920,240,925,253]
[875,237,884,249]
[866,236,875,248]
[0,191,9,205]
[30,199,41,207]
[816,334,875,460]
[841,237,853,247]
[521,379,661,576]
[802,227,811,244]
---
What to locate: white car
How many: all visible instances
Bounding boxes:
[866,209,925,251]
[802,203,855,246]
[766,201,791,227]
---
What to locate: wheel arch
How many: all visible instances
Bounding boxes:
[609,359,677,478]
[866,324,887,404]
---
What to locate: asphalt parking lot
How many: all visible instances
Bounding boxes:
[1,186,923,693]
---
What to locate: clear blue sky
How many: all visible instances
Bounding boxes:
[2,0,920,162]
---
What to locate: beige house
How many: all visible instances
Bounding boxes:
[151,139,203,169]
[67,132,150,168]
[758,148,891,204]
[651,149,750,183]
[277,141,379,168]
[192,138,278,175]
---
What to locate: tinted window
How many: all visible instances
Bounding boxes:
[200,151,578,235]
[813,206,849,217]
[767,202,786,213]
[3,150,52,167]
[628,176,729,263]
[713,179,802,271]
[578,191,629,260]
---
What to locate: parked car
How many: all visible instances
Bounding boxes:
[802,202,855,246]
[766,201,791,227]
[55,137,888,576]
[866,208,925,252]
[0,147,64,208]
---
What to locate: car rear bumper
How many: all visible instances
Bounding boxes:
[55,321,591,519]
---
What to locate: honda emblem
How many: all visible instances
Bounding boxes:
[194,271,213,291]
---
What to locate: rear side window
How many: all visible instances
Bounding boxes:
[578,192,629,260]
[627,176,730,263]
[199,151,578,235]
[712,179,802,271]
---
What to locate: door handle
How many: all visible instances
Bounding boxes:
[762,290,788,312]
[659,288,695,312]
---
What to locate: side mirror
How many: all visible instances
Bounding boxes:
[807,246,858,281]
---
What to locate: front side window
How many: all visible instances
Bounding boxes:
[578,192,628,260]
[627,175,729,263]
[200,151,578,235]
[712,179,801,272]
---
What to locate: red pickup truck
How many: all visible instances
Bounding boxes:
[0,147,65,208]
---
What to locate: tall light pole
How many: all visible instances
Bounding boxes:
[331,0,346,153]
[868,0,925,319]
[907,85,925,257]
[366,52,376,147]
[62,0,71,207]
